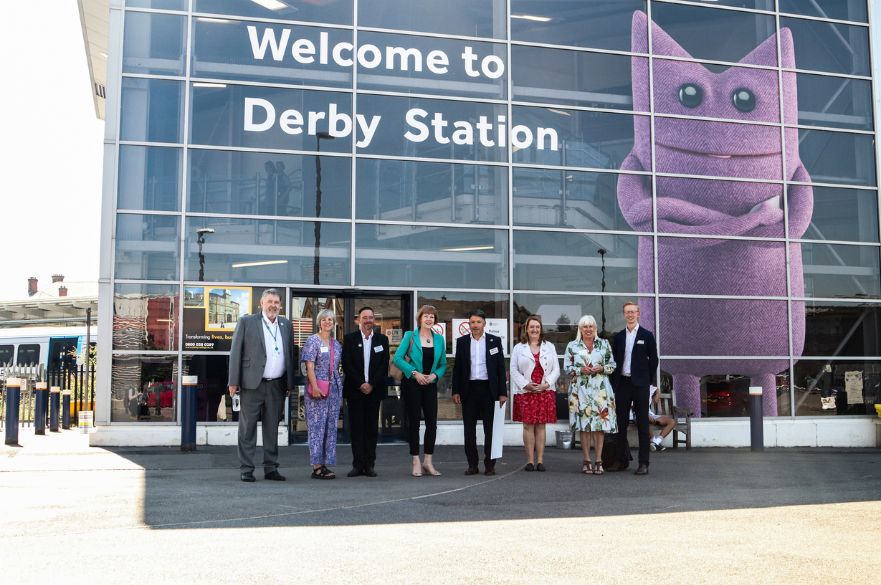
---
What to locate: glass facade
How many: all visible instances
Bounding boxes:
[105,0,881,425]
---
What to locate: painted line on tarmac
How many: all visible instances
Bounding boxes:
[147,464,525,530]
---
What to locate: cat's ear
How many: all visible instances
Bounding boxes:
[632,10,693,59]
[740,28,794,68]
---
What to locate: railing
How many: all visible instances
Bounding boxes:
[0,364,95,429]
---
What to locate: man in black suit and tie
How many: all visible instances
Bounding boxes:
[228,289,297,482]
[610,301,659,476]
[452,310,508,476]
[341,306,389,478]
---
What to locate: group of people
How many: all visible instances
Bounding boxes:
[227,289,662,483]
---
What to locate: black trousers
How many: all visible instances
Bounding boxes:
[401,378,438,456]
[462,381,496,469]
[347,392,381,471]
[615,376,651,466]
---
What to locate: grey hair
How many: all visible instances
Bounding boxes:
[575,315,597,342]
[260,288,281,301]
[315,308,336,335]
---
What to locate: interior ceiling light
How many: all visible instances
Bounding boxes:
[231,259,289,268]
[510,14,551,22]
[250,0,289,10]
[442,245,495,252]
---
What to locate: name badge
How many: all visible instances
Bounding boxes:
[489,347,499,355]
[373,346,384,353]
[637,340,645,345]
[320,346,330,353]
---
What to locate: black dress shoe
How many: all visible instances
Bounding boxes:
[363,467,377,477]
[240,472,256,483]
[264,470,286,481]
[347,467,363,477]
[464,467,480,476]
[635,464,649,476]
[484,466,496,476]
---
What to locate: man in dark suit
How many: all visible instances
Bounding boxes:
[452,310,508,476]
[341,306,389,478]
[228,289,297,483]
[610,301,659,476]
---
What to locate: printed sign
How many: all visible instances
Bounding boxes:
[451,318,508,356]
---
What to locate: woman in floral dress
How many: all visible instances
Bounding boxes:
[564,315,617,475]
[301,308,343,479]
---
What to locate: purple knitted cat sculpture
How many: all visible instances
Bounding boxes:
[618,11,812,416]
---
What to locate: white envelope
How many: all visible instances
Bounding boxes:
[490,400,506,459]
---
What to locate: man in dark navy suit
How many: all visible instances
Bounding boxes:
[452,310,508,476]
[611,301,659,475]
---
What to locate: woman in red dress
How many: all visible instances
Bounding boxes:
[510,315,560,471]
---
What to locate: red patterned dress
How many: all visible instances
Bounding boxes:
[512,351,558,424]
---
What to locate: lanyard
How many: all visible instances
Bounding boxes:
[263,318,280,353]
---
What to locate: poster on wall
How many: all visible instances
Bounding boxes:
[451,318,507,355]
[183,286,282,351]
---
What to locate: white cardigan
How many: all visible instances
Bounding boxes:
[509,341,561,395]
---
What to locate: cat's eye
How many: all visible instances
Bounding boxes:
[678,83,703,108]
[732,88,756,112]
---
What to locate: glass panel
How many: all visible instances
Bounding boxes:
[189,84,353,152]
[114,214,180,280]
[514,294,655,354]
[652,60,781,124]
[513,168,641,232]
[184,217,351,286]
[794,73,873,131]
[510,0,646,53]
[796,185,879,243]
[357,32,506,99]
[0,345,12,366]
[652,118,782,180]
[512,107,636,169]
[677,0,775,9]
[16,344,40,366]
[781,17,870,76]
[113,283,180,351]
[356,159,507,225]
[118,145,181,212]
[653,176,784,238]
[656,237,787,296]
[513,231,646,293]
[650,3,778,65]
[355,224,508,289]
[802,242,881,299]
[191,19,353,88]
[110,354,178,422]
[359,0,505,38]
[123,11,186,75]
[181,354,234,422]
[660,363,791,417]
[193,0,353,25]
[793,359,880,416]
[355,94,508,162]
[659,298,789,356]
[417,291,509,355]
[779,0,868,23]
[126,0,186,10]
[120,78,184,143]
[804,302,881,357]
[793,128,876,187]
[188,148,351,218]
[512,46,643,112]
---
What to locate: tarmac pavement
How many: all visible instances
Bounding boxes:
[1,428,879,584]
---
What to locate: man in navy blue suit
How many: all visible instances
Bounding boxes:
[452,310,508,476]
[610,302,658,475]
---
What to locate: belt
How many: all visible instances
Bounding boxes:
[262,376,284,382]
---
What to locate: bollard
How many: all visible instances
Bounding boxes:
[749,386,763,451]
[49,387,61,432]
[34,382,48,435]
[5,378,22,446]
[62,389,72,430]
[180,376,198,452]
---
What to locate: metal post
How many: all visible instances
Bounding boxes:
[62,389,71,430]
[50,386,61,432]
[181,375,198,451]
[5,378,22,446]
[34,382,48,435]
[749,386,763,451]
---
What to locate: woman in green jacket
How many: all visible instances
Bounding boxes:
[394,304,447,477]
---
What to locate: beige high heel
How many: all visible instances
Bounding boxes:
[422,465,441,476]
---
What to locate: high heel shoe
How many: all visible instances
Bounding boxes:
[422,465,441,476]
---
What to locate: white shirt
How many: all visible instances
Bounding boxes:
[622,324,639,376]
[361,331,373,382]
[261,313,285,379]
[469,334,488,380]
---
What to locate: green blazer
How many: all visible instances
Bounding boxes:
[393,330,447,380]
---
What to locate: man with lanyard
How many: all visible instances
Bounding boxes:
[228,289,297,482]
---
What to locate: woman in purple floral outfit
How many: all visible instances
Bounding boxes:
[301,308,343,479]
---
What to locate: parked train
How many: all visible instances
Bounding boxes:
[0,326,95,371]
